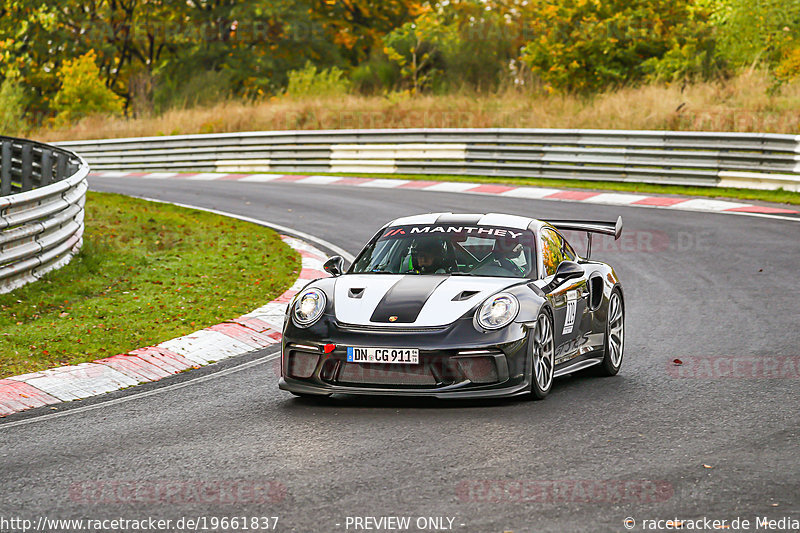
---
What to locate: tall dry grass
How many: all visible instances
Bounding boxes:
[36,71,800,142]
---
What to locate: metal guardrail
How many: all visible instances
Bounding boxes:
[57,128,800,191]
[0,136,89,294]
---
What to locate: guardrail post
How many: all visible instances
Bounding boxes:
[56,153,67,180]
[40,149,53,187]
[20,143,33,192]
[1,141,10,196]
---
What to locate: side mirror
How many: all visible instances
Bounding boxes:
[553,260,583,283]
[323,255,345,277]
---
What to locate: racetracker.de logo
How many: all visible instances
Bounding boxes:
[456,480,673,503]
[69,479,286,505]
[560,229,714,254]
[667,356,800,379]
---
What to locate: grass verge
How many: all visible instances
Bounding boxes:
[281,172,800,206]
[0,192,300,378]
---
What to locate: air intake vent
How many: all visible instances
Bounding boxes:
[287,350,319,379]
[348,288,365,298]
[452,290,480,301]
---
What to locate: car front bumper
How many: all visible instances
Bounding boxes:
[279,316,532,398]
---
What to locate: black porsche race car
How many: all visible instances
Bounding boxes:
[279,212,624,400]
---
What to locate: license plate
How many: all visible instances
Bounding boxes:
[346,347,419,364]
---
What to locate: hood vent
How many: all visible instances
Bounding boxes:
[452,290,480,302]
[348,287,365,299]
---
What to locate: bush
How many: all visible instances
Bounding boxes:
[711,0,800,69]
[643,25,726,82]
[285,62,350,98]
[437,3,518,92]
[0,76,27,135]
[520,0,705,92]
[153,69,234,113]
[775,46,800,83]
[351,54,400,94]
[52,50,124,127]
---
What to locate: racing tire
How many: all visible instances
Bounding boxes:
[594,288,625,377]
[529,310,555,400]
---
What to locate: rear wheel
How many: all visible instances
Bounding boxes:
[595,289,624,376]
[530,311,555,400]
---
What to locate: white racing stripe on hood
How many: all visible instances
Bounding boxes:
[333,274,518,327]
[334,275,404,325]
[414,277,519,326]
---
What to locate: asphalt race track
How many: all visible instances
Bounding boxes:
[2,178,799,533]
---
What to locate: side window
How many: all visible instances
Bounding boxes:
[540,228,574,277]
[562,235,577,261]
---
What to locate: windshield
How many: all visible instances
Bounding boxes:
[351,224,536,278]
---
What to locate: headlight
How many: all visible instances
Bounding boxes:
[292,288,326,327]
[476,292,519,330]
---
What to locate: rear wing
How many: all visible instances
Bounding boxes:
[547,216,623,239]
[546,216,623,259]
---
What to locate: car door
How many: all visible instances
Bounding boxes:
[539,227,590,365]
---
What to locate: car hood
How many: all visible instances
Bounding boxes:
[332,274,520,327]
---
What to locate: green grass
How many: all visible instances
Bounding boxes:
[283,172,800,206]
[0,192,300,378]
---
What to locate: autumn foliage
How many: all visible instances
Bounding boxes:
[52,51,124,127]
[0,0,797,132]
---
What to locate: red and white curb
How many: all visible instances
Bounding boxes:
[0,235,325,418]
[90,171,800,219]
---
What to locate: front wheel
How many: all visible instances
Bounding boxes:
[595,289,624,376]
[529,311,555,400]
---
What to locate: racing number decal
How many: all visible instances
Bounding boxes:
[562,290,577,335]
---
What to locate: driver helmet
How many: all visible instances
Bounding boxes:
[411,238,445,273]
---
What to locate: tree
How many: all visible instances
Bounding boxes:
[519,0,704,92]
[52,50,125,127]
[0,0,181,118]
[434,0,520,91]
[710,0,800,69]
[309,0,424,66]
[383,6,457,93]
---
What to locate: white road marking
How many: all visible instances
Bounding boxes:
[0,351,280,430]
[140,172,179,179]
[357,178,410,188]
[671,199,751,211]
[301,256,326,271]
[92,171,132,178]
[298,176,343,185]
[500,187,562,199]
[424,182,476,193]
[159,330,256,365]
[8,364,139,401]
[586,192,648,205]
[185,173,224,181]
[237,174,285,182]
